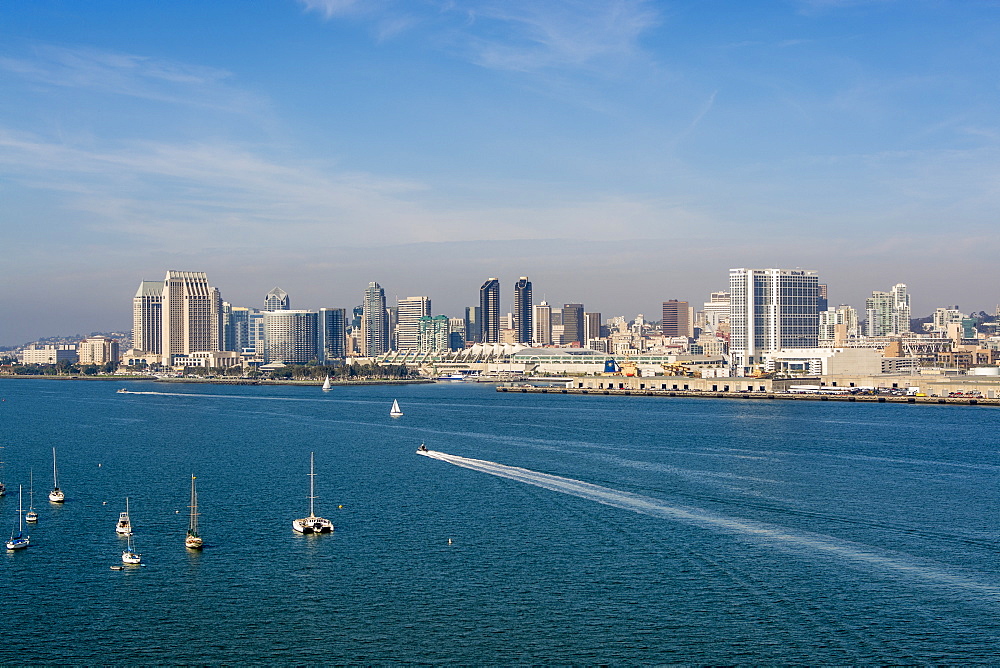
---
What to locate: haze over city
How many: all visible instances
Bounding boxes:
[3,0,999,346]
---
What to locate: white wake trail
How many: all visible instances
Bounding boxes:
[418,449,1000,599]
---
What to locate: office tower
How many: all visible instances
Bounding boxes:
[533,302,552,346]
[550,307,565,344]
[247,311,266,358]
[819,304,859,343]
[318,308,347,362]
[584,312,601,346]
[397,296,431,351]
[161,270,222,362]
[132,280,164,354]
[363,282,389,356]
[514,277,532,344]
[562,304,584,345]
[661,300,692,338]
[448,317,466,350]
[350,306,363,332]
[700,291,731,333]
[417,315,451,352]
[817,284,829,313]
[265,287,290,311]
[223,304,253,353]
[480,278,500,343]
[865,283,911,336]
[464,306,482,346]
[263,310,317,363]
[729,268,819,374]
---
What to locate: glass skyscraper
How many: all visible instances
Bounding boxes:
[480,278,500,344]
[363,282,389,356]
[514,277,532,345]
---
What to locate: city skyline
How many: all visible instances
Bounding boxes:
[4,1,1000,345]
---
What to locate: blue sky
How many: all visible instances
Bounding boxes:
[2,0,1000,345]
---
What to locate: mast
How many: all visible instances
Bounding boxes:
[18,485,23,533]
[189,475,199,536]
[52,447,59,488]
[309,451,316,518]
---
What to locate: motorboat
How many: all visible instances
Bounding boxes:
[116,498,133,535]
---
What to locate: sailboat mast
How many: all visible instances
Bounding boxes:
[52,447,58,488]
[309,451,316,517]
[18,485,23,532]
[189,475,199,535]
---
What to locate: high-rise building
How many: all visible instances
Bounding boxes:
[661,300,692,338]
[78,337,120,365]
[562,304,584,345]
[448,317,466,350]
[222,303,254,353]
[480,278,500,343]
[318,308,347,362]
[264,310,317,363]
[397,296,431,351]
[584,312,602,347]
[132,280,164,354]
[265,287,290,311]
[161,270,222,363]
[363,282,389,356]
[700,291,731,334]
[865,284,910,336]
[533,302,552,346]
[247,311,266,359]
[417,315,452,352]
[729,268,819,375]
[817,284,829,313]
[513,277,532,344]
[819,304,859,343]
[464,306,482,346]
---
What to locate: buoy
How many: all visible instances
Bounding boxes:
[338,505,343,509]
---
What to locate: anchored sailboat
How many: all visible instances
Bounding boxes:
[292,452,333,534]
[49,447,64,503]
[116,497,133,535]
[6,485,29,551]
[25,470,38,523]
[390,399,403,417]
[185,475,203,549]
[121,499,141,564]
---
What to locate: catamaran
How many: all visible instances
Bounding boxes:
[390,399,403,417]
[116,497,133,535]
[292,452,333,534]
[185,475,203,550]
[25,470,38,523]
[49,447,65,503]
[6,485,29,551]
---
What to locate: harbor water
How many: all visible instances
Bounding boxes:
[2,378,999,663]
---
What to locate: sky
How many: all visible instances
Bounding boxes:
[2,0,1000,345]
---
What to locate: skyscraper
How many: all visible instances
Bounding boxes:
[132,280,164,354]
[318,307,346,362]
[533,301,552,346]
[584,312,602,346]
[417,315,451,352]
[865,283,910,336]
[661,300,692,338]
[480,278,500,343]
[513,277,532,344]
[363,282,389,356]
[729,268,819,375]
[265,287,290,311]
[263,310,317,363]
[222,303,253,353]
[562,303,584,345]
[160,270,222,362]
[464,306,482,346]
[397,296,431,351]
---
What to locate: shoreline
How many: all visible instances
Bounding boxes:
[498,384,998,407]
[0,374,434,387]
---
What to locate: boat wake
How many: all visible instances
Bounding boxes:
[417,449,1000,599]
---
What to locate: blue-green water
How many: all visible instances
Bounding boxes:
[2,378,1000,663]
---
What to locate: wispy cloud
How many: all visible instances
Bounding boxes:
[297,0,366,19]
[0,45,264,113]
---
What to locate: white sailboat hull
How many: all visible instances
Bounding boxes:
[293,517,333,534]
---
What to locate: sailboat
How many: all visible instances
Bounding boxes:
[185,475,203,549]
[0,445,6,497]
[49,447,65,503]
[390,399,403,418]
[25,470,38,523]
[6,485,29,550]
[121,499,141,564]
[292,452,333,534]
[116,497,133,535]
[322,375,331,392]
